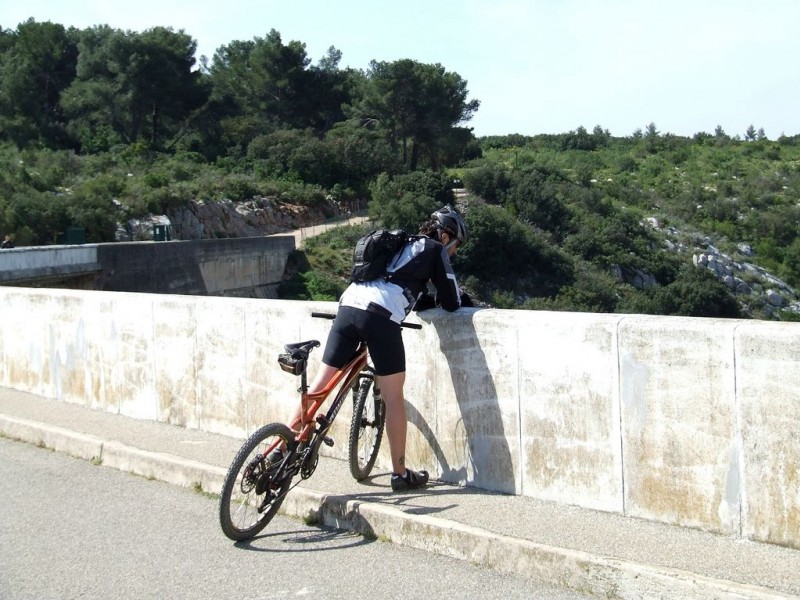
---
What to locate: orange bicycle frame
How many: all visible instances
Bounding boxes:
[289,344,368,442]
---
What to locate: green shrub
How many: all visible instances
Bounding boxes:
[461,163,511,203]
[639,266,742,318]
[459,203,574,298]
[219,173,259,201]
[302,270,346,301]
[369,170,454,231]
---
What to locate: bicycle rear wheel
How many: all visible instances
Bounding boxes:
[219,422,294,541]
[348,376,386,480]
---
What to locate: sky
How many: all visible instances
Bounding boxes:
[2,0,799,139]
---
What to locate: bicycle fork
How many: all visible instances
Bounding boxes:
[355,371,382,427]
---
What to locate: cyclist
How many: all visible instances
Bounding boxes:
[304,205,470,491]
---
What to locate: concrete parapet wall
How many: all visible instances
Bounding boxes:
[0,287,797,549]
[0,244,101,282]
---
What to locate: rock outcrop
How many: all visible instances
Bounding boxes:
[648,221,800,319]
[692,248,800,317]
[117,197,340,242]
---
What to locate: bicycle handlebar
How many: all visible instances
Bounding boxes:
[311,311,336,320]
[311,311,422,330]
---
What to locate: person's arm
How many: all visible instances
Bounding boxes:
[429,244,461,312]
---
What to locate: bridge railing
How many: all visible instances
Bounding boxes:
[0,286,798,550]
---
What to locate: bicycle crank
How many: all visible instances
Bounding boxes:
[299,442,329,479]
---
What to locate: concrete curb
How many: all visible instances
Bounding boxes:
[0,414,104,462]
[287,491,794,600]
[1,414,792,600]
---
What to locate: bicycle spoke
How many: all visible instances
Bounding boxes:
[219,423,295,541]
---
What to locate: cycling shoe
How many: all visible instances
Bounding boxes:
[390,468,429,492]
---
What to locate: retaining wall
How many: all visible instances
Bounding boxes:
[0,286,797,549]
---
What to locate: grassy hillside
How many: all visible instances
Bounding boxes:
[286,130,800,321]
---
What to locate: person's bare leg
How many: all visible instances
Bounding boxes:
[308,363,340,394]
[377,372,408,475]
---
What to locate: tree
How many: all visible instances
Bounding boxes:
[61,26,207,151]
[745,124,757,141]
[349,59,479,170]
[207,29,351,145]
[714,125,730,145]
[308,46,356,132]
[561,126,596,151]
[0,27,14,53]
[0,19,79,148]
[325,119,398,189]
[644,122,660,153]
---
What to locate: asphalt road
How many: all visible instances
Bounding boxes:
[0,437,593,600]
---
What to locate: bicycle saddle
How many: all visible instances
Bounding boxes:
[283,340,320,359]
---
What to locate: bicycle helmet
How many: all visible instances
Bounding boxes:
[431,205,468,246]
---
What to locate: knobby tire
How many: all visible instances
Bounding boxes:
[348,376,385,480]
[219,422,295,541]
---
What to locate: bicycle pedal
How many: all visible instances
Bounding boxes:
[323,436,334,447]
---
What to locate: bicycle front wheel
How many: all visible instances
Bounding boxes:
[348,376,386,480]
[219,422,295,541]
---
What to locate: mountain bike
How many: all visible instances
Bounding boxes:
[219,310,421,541]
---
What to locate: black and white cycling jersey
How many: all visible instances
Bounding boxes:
[338,236,461,323]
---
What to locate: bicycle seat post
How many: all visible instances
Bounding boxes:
[299,368,309,394]
[298,364,316,436]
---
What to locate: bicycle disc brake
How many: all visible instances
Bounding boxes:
[242,456,266,494]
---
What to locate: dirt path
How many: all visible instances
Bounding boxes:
[277,191,471,248]
[270,214,372,248]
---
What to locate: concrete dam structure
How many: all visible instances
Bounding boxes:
[0,286,798,551]
[0,236,295,297]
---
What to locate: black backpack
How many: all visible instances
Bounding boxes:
[351,229,410,282]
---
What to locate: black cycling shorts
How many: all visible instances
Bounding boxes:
[321,305,405,376]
